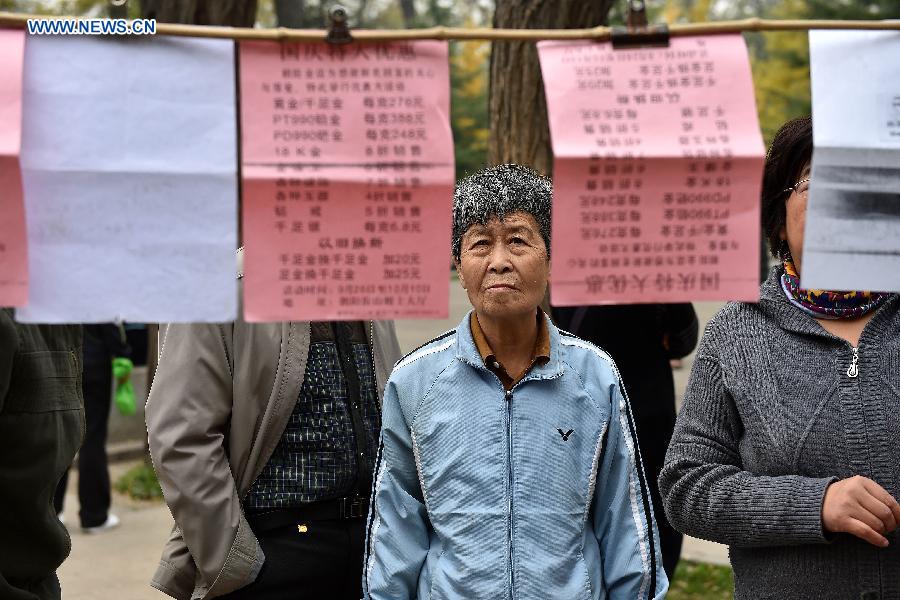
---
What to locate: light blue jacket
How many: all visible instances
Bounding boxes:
[363,311,668,600]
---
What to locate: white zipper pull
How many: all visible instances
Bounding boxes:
[847,347,859,378]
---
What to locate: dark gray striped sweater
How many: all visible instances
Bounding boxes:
[660,267,900,600]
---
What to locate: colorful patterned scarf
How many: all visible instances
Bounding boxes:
[780,252,890,320]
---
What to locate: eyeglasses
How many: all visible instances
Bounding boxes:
[781,177,810,198]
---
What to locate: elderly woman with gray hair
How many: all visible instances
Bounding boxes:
[363,164,667,600]
[660,117,900,599]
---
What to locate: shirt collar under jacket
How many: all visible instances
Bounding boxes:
[469,309,551,389]
[457,309,564,386]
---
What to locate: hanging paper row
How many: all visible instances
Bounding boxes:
[0,28,897,323]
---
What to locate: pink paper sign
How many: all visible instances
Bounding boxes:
[239,41,455,321]
[538,35,765,304]
[0,29,28,307]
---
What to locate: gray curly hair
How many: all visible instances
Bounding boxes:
[451,164,552,262]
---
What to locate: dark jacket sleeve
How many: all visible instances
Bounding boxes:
[98,323,131,359]
[0,311,18,414]
[106,323,131,359]
[82,324,131,368]
[662,304,698,359]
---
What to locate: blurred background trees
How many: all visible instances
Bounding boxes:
[652,0,900,142]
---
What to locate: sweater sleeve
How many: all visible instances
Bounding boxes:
[659,347,835,548]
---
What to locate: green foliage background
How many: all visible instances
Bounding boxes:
[652,0,900,143]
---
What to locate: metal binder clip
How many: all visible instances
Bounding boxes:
[611,0,670,49]
[326,5,353,45]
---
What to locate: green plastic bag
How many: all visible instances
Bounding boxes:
[112,357,136,416]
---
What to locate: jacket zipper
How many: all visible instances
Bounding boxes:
[488,368,532,599]
[505,388,515,599]
[847,346,859,378]
[369,321,380,410]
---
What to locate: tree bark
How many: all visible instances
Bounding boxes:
[275,0,331,28]
[140,0,257,26]
[488,0,615,175]
[108,0,128,19]
[274,0,308,28]
[399,0,416,26]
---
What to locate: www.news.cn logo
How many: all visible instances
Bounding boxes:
[26,18,157,36]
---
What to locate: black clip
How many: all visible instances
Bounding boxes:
[326,5,353,45]
[611,0,670,50]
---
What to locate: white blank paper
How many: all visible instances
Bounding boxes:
[18,35,238,323]
[804,30,900,292]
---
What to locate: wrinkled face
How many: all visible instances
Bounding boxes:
[455,211,549,321]
[779,162,811,272]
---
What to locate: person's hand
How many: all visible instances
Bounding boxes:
[822,476,900,547]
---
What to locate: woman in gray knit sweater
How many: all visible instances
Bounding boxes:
[660,117,900,599]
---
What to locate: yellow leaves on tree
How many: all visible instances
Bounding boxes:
[450,38,490,177]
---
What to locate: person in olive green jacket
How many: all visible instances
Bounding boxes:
[0,309,83,600]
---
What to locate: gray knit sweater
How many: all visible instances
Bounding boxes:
[660,267,900,600]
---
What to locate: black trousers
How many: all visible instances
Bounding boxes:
[219,517,366,600]
[53,365,112,528]
[634,412,683,580]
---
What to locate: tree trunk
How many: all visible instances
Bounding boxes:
[488,0,615,175]
[399,0,416,26]
[108,0,128,19]
[274,0,308,28]
[275,0,331,28]
[140,0,257,26]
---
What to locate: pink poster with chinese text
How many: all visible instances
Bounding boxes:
[239,41,455,321]
[538,35,764,304]
[0,29,27,307]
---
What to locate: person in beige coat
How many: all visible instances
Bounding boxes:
[146,249,402,600]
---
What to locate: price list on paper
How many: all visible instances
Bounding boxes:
[539,35,765,304]
[240,41,454,321]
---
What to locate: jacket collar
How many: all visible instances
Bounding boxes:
[455,309,564,382]
[757,264,899,343]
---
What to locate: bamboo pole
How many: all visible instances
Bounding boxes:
[1,12,899,42]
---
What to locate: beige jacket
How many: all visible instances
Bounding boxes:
[145,252,402,600]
